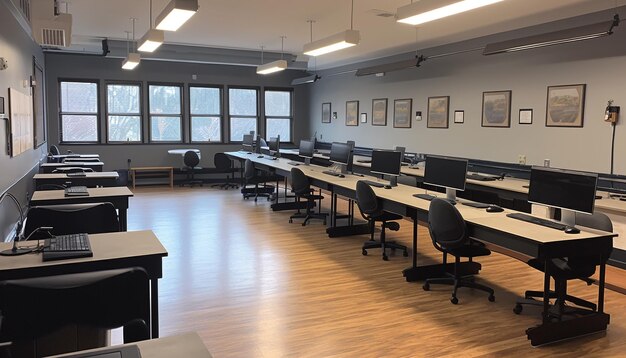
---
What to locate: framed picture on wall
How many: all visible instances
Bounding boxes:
[454,110,464,124]
[393,99,412,128]
[546,84,585,127]
[322,102,331,123]
[360,113,367,123]
[371,98,387,126]
[482,90,511,128]
[346,100,359,126]
[519,109,533,124]
[427,96,450,128]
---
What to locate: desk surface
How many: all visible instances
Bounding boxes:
[41,162,105,167]
[49,154,100,159]
[34,172,120,180]
[31,186,133,202]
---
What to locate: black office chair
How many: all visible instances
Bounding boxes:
[242,159,274,202]
[513,212,613,318]
[24,202,120,239]
[49,145,60,156]
[356,180,408,261]
[211,153,238,190]
[423,198,495,304]
[52,167,94,174]
[181,150,203,187]
[289,167,327,226]
[0,267,150,357]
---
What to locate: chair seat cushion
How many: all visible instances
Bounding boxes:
[527,258,596,280]
[371,211,403,222]
[447,244,491,258]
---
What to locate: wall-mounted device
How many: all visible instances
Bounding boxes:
[0,97,5,115]
[415,111,422,121]
[605,100,619,123]
[332,112,337,119]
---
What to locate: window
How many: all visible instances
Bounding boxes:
[265,90,292,142]
[59,81,99,142]
[190,86,221,142]
[149,84,182,142]
[107,83,142,142]
[229,88,257,142]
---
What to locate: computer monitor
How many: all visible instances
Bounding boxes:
[528,166,598,226]
[329,142,351,173]
[299,139,315,165]
[255,135,262,154]
[268,136,280,158]
[242,134,253,152]
[371,150,402,187]
[423,155,468,201]
[394,146,406,163]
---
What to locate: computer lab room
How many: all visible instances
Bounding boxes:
[2,0,626,357]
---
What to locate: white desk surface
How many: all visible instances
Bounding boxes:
[31,186,133,202]
[168,149,201,159]
[34,172,120,180]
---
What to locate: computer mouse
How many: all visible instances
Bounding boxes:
[486,205,504,213]
[384,185,392,189]
[337,174,345,178]
[564,226,580,234]
[257,155,264,158]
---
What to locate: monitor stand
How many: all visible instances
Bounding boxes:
[389,176,398,187]
[560,209,576,227]
[304,158,311,166]
[446,188,457,203]
[339,164,348,174]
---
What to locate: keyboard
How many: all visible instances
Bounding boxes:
[64,186,89,197]
[466,173,498,181]
[361,180,385,188]
[506,212,567,230]
[66,172,87,177]
[322,170,342,177]
[42,233,93,262]
[462,201,491,208]
[287,161,301,166]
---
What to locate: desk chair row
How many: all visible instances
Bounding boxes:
[181,152,239,189]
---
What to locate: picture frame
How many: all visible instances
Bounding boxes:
[519,108,533,124]
[393,98,412,128]
[482,90,511,128]
[346,100,359,126]
[360,113,367,123]
[454,110,464,124]
[546,84,585,127]
[371,98,388,126]
[321,102,331,123]
[427,96,450,128]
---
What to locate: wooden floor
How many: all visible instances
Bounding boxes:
[125,187,626,357]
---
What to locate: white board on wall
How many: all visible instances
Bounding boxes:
[8,87,33,157]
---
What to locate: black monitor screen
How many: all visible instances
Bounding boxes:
[423,155,468,191]
[268,137,280,152]
[329,142,351,165]
[394,146,406,162]
[371,150,401,177]
[299,140,315,158]
[242,134,253,145]
[528,167,597,214]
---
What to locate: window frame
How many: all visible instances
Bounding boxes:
[227,86,259,143]
[147,82,184,144]
[263,87,294,143]
[58,78,101,144]
[189,84,224,144]
[105,81,144,144]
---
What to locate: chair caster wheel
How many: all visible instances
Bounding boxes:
[383,255,389,261]
[451,297,458,305]
[362,249,367,256]
[302,223,306,227]
[289,219,293,223]
[513,304,522,314]
[422,283,430,291]
[254,198,258,202]
[323,221,327,225]
[489,295,495,302]
[403,250,408,257]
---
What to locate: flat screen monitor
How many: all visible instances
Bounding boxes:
[329,142,351,165]
[255,135,262,154]
[268,136,280,157]
[242,134,253,152]
[423,155,468,196]
[299,139,315,158]
[371,150,402,177]
[394,146,406,162]
[528,167,597,217]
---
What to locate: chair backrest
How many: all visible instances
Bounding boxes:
[355,181,382,218]
[24,202,120,239]
[569,212,614,270]
[52,167,94,173]
[427,198,468,249]
[49,145,60,155]
[290,168,310,195]
[244,159,256,181]
[0,267,150,346]
[184,151,200,168]
[214,152,232,170]
[36,184,67,191]
[575,212,613,232]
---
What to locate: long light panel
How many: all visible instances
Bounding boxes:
[397,0,504,26]
[303,30,360,56]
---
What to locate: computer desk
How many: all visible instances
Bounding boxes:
[41,162,105,173]
[47,154,100,163]
[30,187,134,231]
[34,172,120,188]
[226,151,616,346]
[0,230,168,339]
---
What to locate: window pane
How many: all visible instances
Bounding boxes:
[190,87,220,115]
[108,84,140,114]
[61,115,98,142]
[191,116,221,142]
[151,116,181,141]
[230,117,257,142]
[108,116,141,142]
[266,118,291,142]
[265,91,290,116]
[229,88,257,116]
[60,82,98,113]
[149,85,181,114]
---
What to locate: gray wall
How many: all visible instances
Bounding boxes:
[45,54,310,170]
[309,8,626,174]
[0,0,47,240]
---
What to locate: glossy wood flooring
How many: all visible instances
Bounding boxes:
[125,187,626,357]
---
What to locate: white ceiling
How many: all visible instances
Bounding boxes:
[63,0,618,69]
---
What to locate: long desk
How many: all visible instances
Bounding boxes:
[226,151,616,346]
[0,230,168,338]
[47,154,100,163]
[30,187,134,231]
[34,172,120,188]
[41,162,105,173]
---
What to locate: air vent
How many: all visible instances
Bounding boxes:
[41,28,66,46]
[367,9,395,18]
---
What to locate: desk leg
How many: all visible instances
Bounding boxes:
[598,261,606,313]
[151,279,159,338]
[120,209,128,231]
[542,260,551,324]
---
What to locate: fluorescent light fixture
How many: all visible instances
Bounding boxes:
[356,56,426,77]
[155,0,199,31]
[397,0,503,26]
[256,59,288,75]
[137,29,164,52]
[122,53,141,70]
[291,74,321,85]
[484,16,619,55]
[303,30,360,56]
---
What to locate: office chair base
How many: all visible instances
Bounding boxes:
[289,212,328,226]
[362,240,408,261]
[211,182,239,190]
[423,275,495,304]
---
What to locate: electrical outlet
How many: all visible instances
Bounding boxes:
[518,155,526,165]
